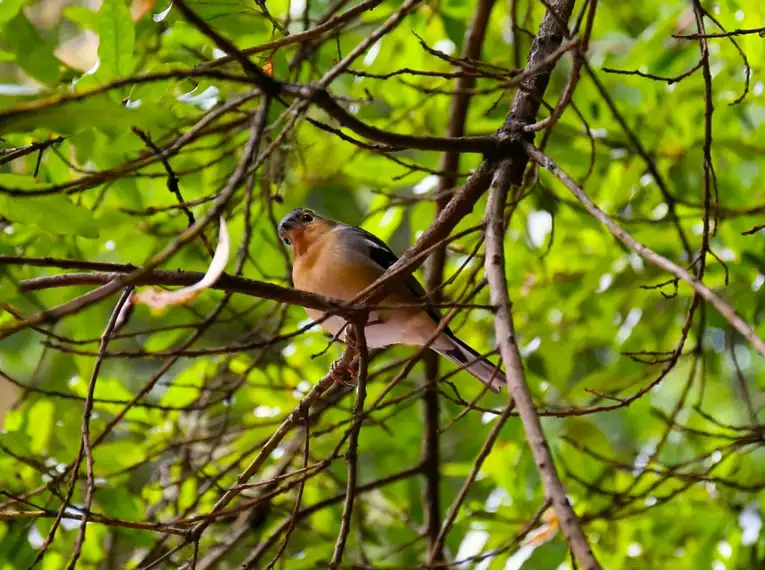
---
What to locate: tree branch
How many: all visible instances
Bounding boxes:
[0,101,271,341]
[329,321,368,568]
[484,161,601,570]
[525,143,765,360]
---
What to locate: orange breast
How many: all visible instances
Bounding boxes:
[293,231,382,303]
[291,230,433,342]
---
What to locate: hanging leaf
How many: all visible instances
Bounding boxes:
[98,0,135,80]
[133,217,230,309]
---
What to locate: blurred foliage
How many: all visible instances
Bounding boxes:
[0,0,765,568]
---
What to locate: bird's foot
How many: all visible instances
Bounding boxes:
[343,327,359,353]
[329,359,357,387]
[342,315,379,351]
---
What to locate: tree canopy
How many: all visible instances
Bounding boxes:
[1,0,765,568]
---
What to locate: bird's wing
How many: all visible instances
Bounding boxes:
[339,225,442,324]
[340,225,504,390]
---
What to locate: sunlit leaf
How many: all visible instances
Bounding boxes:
[0,193,99,237]
[63,6,100,31]
[98,0,135,80]
[0,0,24,25]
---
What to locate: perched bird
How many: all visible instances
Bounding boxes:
[277,207,505,393]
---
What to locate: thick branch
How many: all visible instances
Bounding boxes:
[11,264,340,313]
[484,162,601,570]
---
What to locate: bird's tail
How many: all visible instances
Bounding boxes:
[432,334,505,393]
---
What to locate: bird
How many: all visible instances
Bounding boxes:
[277,207,505,393]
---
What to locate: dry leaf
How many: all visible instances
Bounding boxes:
[133,216,230,310]
[131,0,157,21]
[674,6,694,35]
[521,509,559,547]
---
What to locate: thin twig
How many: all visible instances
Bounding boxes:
[525,143,765,359]
[329,320,369,568]
[65,289,134,569]
[427,402,515,563]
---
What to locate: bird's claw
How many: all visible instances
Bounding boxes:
[329,360,357,387]
[343,326,359,353]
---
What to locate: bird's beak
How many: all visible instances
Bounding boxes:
[277,218,295,242]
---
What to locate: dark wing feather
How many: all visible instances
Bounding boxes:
[344,226,443,325]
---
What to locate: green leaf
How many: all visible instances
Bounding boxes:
[0,94,174,137]
[93,440,145,473]
[0,173,44,190]
[98,0,135,80]
[0,193,99,238]
[63,5,100,31]
[96,485,143,520]
[561,417,614,476]
[0,431,32,457]
[3,13,60,84]
[0,0,24,24]
[0,274,17,303]
[179,0,267,37]
[25,400,54,455]
[440,0,473,19]
[270,49,289,80]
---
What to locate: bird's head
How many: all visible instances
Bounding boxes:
[277,208,334,254]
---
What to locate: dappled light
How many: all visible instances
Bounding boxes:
[1,0,765,568]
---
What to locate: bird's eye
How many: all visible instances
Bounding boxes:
[301,213,313,223]
[283,237,291,246]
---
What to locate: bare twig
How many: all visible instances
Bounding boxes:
[187,346,357,541]
[674,26,765,39]
[525,143,765,359]
[427,402,515,563]
[65,289,134,570]
[329,320,369,568]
